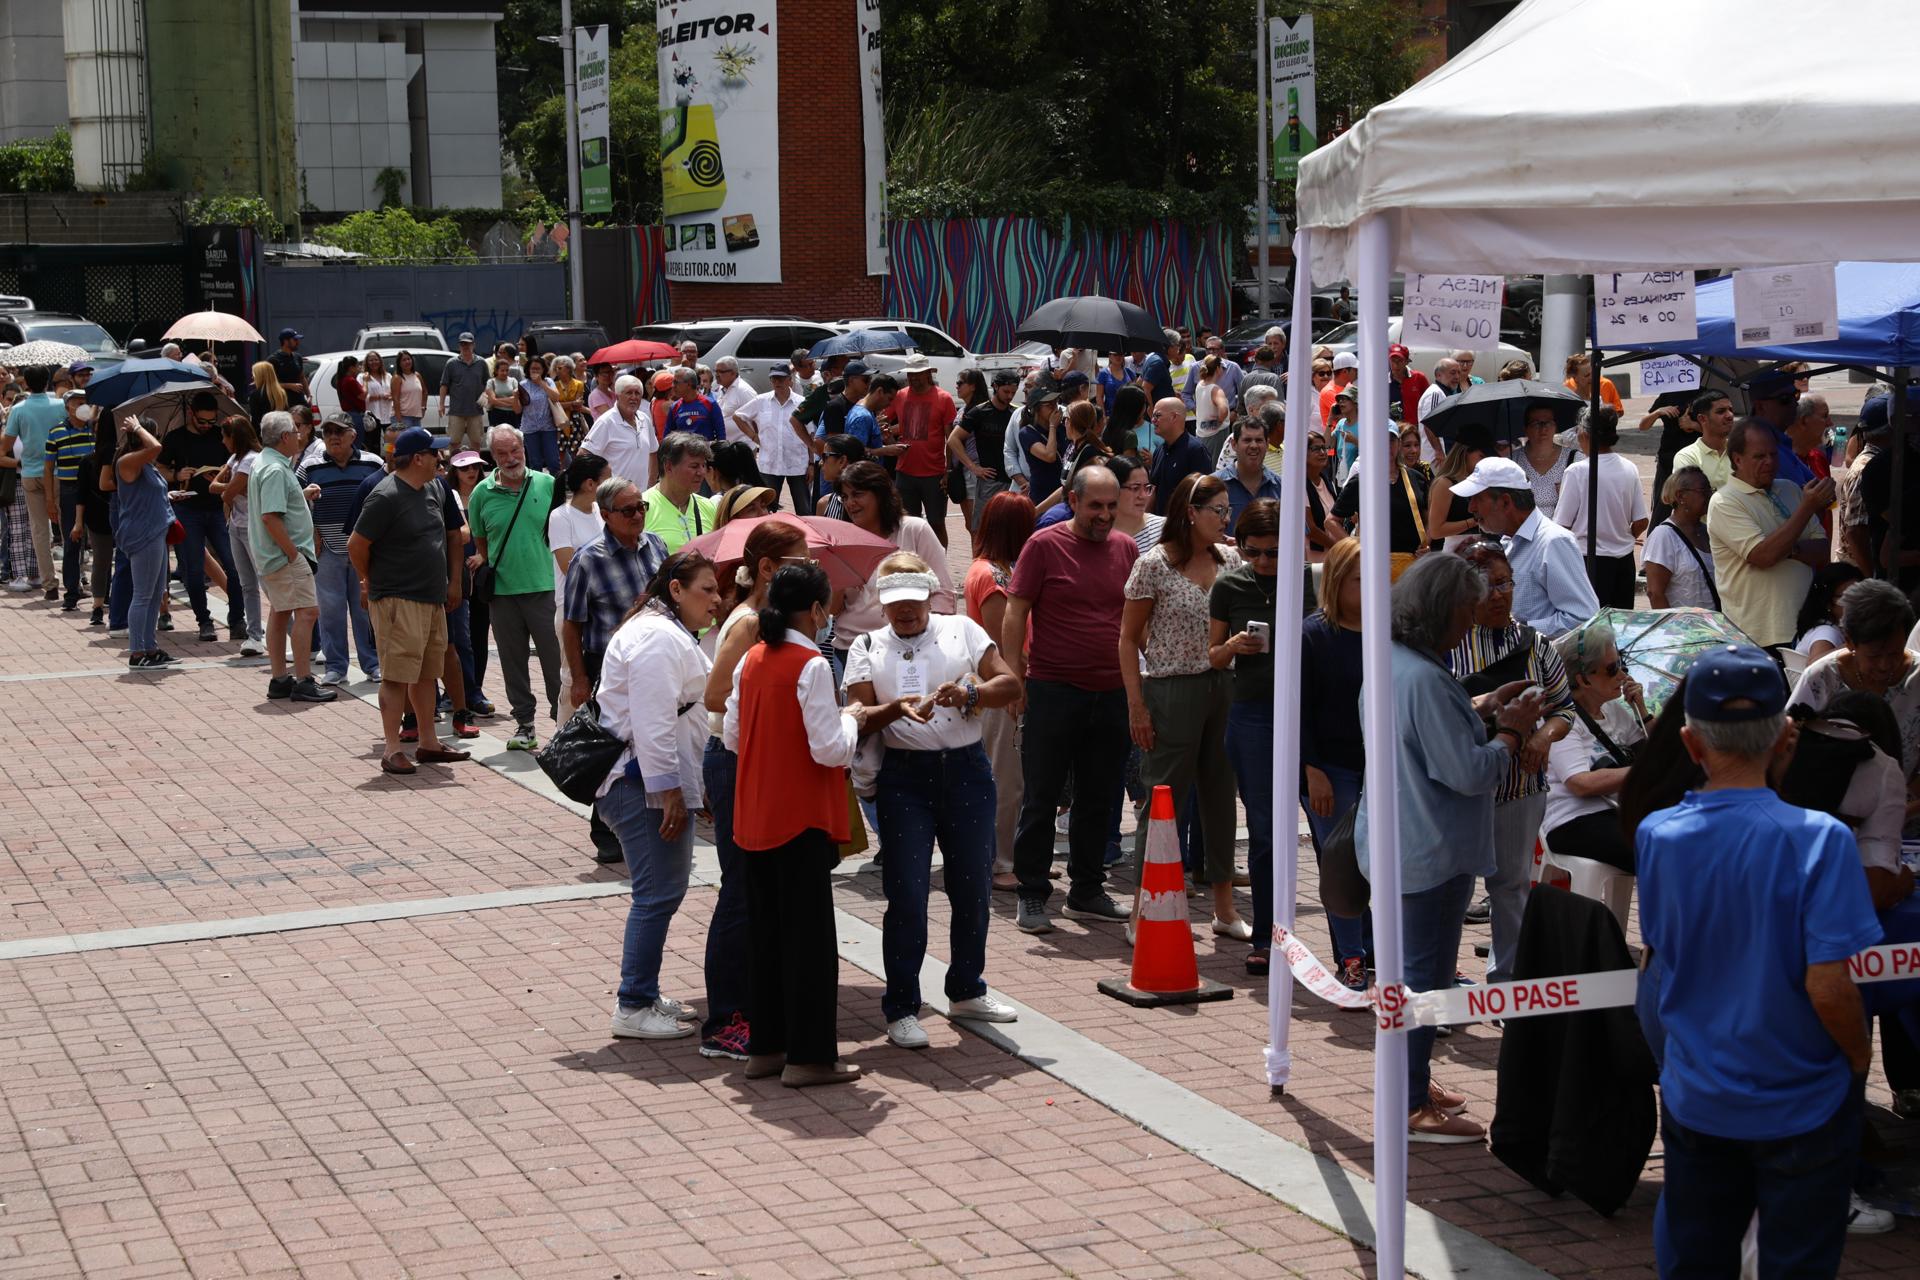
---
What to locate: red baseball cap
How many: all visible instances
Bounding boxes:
[1388,343,1411,359]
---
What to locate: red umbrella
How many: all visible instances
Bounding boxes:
[585,338,681,366]
[683,514,896,593]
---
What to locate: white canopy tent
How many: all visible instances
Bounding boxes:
[1269,1,1920,1273]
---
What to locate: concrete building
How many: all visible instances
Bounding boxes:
[0,1,64,143]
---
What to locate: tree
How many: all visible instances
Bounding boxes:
[310,209,475,261]
[508,24,662,225]
[495,0,649,159]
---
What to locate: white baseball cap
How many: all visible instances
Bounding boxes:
[1331,351,1359,371]
[1449,456,1531,498]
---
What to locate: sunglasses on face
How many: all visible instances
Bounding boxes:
[607,502,647,517]
[1242,546,1280,560]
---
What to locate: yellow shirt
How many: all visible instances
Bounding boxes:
[1707,476,1824,648]
[1672,438,1732,492]
[552,376,586,413]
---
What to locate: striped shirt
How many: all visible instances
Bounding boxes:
[562,528,669,657]
[46,419,95,483]
[1443,622,1576,803]
[297,450,385,553]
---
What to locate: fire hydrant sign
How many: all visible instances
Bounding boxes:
[1402,274,1504,351]
[1595,269,1697,343]
[1733,262,1839,347]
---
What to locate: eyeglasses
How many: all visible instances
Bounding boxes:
[607,503,646,517]
[1597,661,1621,677]
[1242,546,1281,560]
[1122,482,1153,494]
[1200,503,1233,520]
[1485,578,1514,594]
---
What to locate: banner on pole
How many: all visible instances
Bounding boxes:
[858,0,887,275]
[658,3,782,282]
[1268,16,1316,182]
[575,26,612,216]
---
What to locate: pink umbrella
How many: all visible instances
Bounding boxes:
[163,310,266,344]
[683,514,896,593]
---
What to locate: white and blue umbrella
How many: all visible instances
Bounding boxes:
[84,357,209,410]
[808,329,912,359]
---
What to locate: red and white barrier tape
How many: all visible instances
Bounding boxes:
[1275,929,1920,1032]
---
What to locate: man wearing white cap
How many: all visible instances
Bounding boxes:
[1318,350,1360,426]
[1456,456,1599,636]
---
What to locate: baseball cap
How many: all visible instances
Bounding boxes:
[390,426,447,461]
[277,327,301,342]
[1857,387,1920,431]
[1747,369,1798,400]
[1389,343,1411,360]
[68,359,93,373]
[1332,351,1359,371]
[320,412,357,433]
[1683,645,1788,722]
[457,331,476,344]
[651,370,675,392]
[449,450,484,468]
[1332,386,1357,404]
[876,567,937,605]
[1060,371,1091,389]
[843,360,872,380]
[1449,456,1531,497]
[62,387,87,401]
[768,360,791,378]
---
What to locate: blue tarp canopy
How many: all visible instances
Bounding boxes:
[1611,262,1920,369]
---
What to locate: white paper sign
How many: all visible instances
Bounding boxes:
[1595,269,1697,343]
[1402,273,1504,351]
[1638,355,1701,394]
[1732,262,1839,347]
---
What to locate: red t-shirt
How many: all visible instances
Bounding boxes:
[1007,522,1137,691]
[1398,371,1431,418]
[892,385,957,478]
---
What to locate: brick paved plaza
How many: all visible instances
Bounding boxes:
[0,493,1912,1278]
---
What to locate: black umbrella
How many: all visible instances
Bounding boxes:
[1015,295,1165,352]
[1421,379,1585,446]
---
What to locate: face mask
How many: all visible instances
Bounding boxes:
[75,405,95,422]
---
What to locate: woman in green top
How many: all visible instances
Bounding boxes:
[1207,498,1282,973]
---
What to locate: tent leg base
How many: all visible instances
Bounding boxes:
[1097,977,1235,1008]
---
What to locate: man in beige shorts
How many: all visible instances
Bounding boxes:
[347,426,471,774]
[248,411,336,704]
[438,331,490,454]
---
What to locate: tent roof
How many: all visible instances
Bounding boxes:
[1610,262,1920,368]
[1296,0,1920,281]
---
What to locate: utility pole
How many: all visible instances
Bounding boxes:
[561,0,585,321]
[1255,0,1270,322]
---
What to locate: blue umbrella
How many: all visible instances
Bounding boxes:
[84,357,209,409]
[809,329,912,359]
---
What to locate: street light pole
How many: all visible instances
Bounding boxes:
[561,0,585,322]
[1255,0,1270,323]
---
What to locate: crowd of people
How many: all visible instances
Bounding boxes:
[1,323,1912,1256]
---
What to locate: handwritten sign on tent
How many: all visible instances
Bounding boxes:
[1639,355,1701,394]
[1402,274,1504,352]
[1733,262,1839,347]
[1596,269,1697,344]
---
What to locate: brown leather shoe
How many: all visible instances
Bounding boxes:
[744,1053,785,1080]
[1408,1103,1484,1144]
[781,1061,862,1088]
[1429,1080,1468,1113]
[415,746,471,764]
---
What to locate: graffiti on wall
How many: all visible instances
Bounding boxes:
[421,308,527,353]
[883,218,1232,354]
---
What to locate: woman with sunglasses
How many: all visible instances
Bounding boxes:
[1542,620,1648,873]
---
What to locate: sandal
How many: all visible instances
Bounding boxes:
[992,872,1019,892]
[1245,949,1270,976]
[380,751,416,775]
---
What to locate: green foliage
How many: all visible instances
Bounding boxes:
[309,208,476,262]
[507,23,661,224]
[0,129,75,193]
[372,166,409,209]
[185,195,285,239]
[122,152,174,193]
[495,0,650,156]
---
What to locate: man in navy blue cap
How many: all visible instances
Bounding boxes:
[1637,644,1882,1273]
[269,327,307,397]
[1745,368,1812,486]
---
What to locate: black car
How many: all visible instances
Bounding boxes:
[0,309,123,360]
[522,320,610,357]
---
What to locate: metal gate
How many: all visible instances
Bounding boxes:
[0,243,189,349]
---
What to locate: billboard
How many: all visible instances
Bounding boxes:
[858,0,887,275]
[658,2,782,282]
[576,26,611,215]
[1269,15,1316,182]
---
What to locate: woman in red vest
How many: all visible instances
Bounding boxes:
[722,561,872,1087]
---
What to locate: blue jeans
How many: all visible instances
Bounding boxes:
[108,545,131,629]
[523,429,560,474]
[124,536,169,653]
[315,546,378,680]
[876,744,997,1022]
[1402,872,1474,1114]
[601,775,695,1009]
[1226,700,1275,948]
[700,738,752,1037]
[445,598,484,703]
[1301,761,1373,965]
[173,503,241,631]
[1656,1078,1863,1279]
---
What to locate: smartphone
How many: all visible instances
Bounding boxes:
[1247,621,1271,653]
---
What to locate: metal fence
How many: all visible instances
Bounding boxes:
[0,243,188,348]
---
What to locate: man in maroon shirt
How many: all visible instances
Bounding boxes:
[1001,464,1137,933]
[889,354,958,546]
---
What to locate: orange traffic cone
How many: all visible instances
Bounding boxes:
[1098,786,1233,1008]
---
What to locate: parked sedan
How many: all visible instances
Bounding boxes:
[1314,318,1533,380]
[301,347,456,432]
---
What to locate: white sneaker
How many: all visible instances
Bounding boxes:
[949,995,1017,1023]
[106,627,126,639]
[318,671,346,686]
[653,996,697,1022]
[239,639,266,657]
[1211,917,1254,942]
[1847,1191,1895,1235]
[610,1005,693,1040]
[1054,808,1072,834]
[1125,919,1136,947]
[887,1015,930,1049]
[4,578,30,593]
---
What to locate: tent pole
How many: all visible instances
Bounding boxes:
[1356,214,1406,1280]
[1891,368,1909,582]
[1266,228,1315,1088]
[1586,306,1601,577]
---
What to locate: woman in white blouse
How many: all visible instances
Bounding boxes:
[1642,466,1717,611]
[360,352,394,445]
[549,452,608,716]
[600,551,722,1043]
[844,552,1022,1050]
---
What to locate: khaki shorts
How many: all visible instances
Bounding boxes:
[369,596,447,685]
[261,556,319,613]
[445,414,488,452]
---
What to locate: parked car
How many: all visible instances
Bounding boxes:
[0,308,124,361]
[834,317,1029,390]
[522,320,611,360]
[301,347,456,433]
[631,318,842,391]
[1314,318,1534,380]
[1230,277,1293,322]
[351,323,448,352]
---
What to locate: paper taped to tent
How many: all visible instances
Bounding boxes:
[1609,261,1920,369]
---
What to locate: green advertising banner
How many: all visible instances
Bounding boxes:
[1269,15,1316,182]
[576,25,611,215]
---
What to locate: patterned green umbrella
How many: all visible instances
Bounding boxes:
[1590,606,1757,721]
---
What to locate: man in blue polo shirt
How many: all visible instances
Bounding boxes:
[298,415,385,685]
[664,367,725,446]
[1746,368,1814,487]
[1214,416,1280,529]
[1637,645,1882,1274]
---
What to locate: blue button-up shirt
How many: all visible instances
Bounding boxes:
[562,528,669,657]
[1183,358,1244,410]
[1356,642,1508,894]
[1214,462,1281,528]
[1768,423,1814,487]
[1505,507,1599,637]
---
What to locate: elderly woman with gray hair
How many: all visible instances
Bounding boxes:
[1793,577,1920,778]
[1542,620,1649,873]
[1359,553,1543,1143]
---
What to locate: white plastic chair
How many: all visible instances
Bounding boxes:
[1538,834,1635,934]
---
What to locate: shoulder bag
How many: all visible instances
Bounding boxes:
[469,477,531,605]
[534,696,626,805]
[1652,519,1720,610]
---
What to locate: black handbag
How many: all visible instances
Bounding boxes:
[1315,797,1371,920]
[535,696,626,805]
[469,476,531,606]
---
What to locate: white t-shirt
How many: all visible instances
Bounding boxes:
[744,389,808,476]
[714,379,757,442]
[547,501,604,559]
[1642,522,1717,609]
[1553,453,1647,558]
[842,614,996,751]
[1794,622,1845,657]
[226,451,256,529]
[1543,699,1645,834]
[581,407,658,488]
